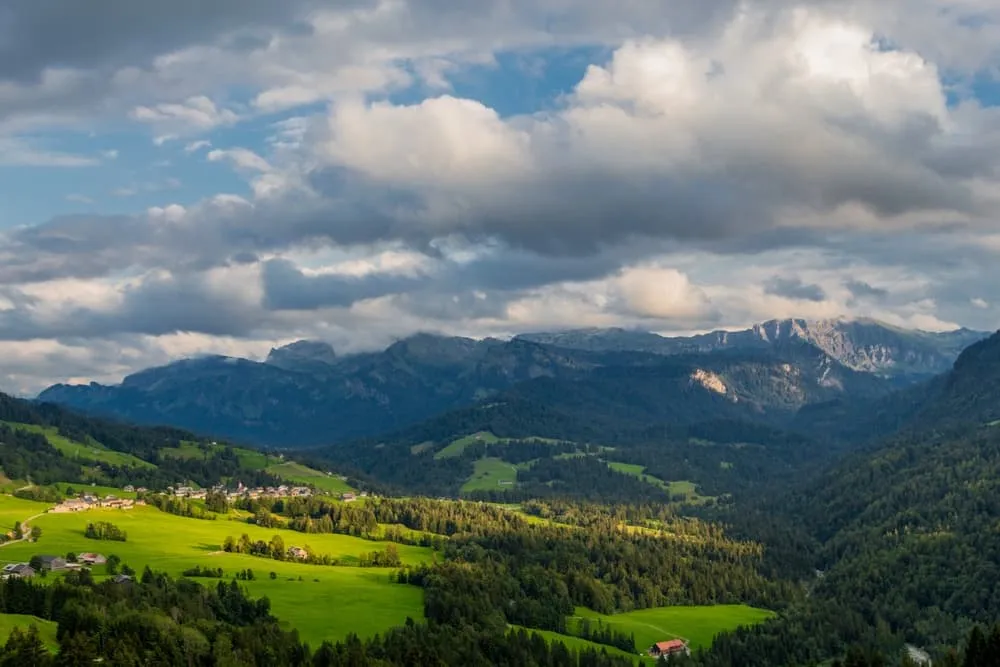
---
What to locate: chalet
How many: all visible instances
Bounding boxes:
[288,546,308,560]
[111,574,133,584]
[2,563,34,578]
[79,552,107,565]
[37,555,67,571]
[648,640,690,659]
[123,485,135,493]
[340,493,357,502]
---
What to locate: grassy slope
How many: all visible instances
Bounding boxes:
[3,422,153,469]
[160,442,271,471]
[0,614,59,652]
[509,626,641,663]
[264,462,355,494]
[434,431,500,459]
[460,458,517,493]
[605,462,708,503]
[0,495,51,534]
[0,499,431,646]
[160,443,352,494]
[573,605,775,651]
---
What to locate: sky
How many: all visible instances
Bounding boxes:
[1,0,1000,395]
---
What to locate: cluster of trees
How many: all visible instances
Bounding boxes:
[357,545,402,567]
[84,521,127,542]
[575,618,636,653]
[0,568,308,666]
[142,493,218,520]
[182,565,224,578]
[223,534,288,560]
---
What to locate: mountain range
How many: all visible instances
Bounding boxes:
[518,317,986,381]
[37,318,990,448]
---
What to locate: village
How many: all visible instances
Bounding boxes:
[1,552,132,584]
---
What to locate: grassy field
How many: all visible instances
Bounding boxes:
[572,605,775,651]
[3,422,153,469]
[159,443,351,494]
[264,462,355,494]
[52,482,138,499]
[0,498,431,646]
[160,441,272,471]
[0,613,59,652]
[0,495,51,534]
[460,458,517,493]
[434,431,500,459]
[605,462,709,503]
[509,626,640,663]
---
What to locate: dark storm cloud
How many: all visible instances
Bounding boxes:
[0,0,335,83]
[261,258,422,310]
[0,273,259,341]
[845,280,889,300]
[764,276,827,302]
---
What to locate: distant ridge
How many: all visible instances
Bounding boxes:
[517,317,988,381]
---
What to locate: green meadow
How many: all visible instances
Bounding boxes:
[160,441,272,472]
[0,499,431,647]
[0,495,51,533]
[2,422,153,469]
[433,431,499,459]
[264,462,355,494]
[605,462,709,503]
[460,457,517,493]
[509,626,640,663]
[0,613,59,652]
[572,604,775,651]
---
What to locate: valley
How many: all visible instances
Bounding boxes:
[0,321,996,665]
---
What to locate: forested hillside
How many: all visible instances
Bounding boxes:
[0,392,287,491]
[685,333,1000,664]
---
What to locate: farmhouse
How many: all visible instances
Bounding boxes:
[341,493,357,502]
[36,555,68,571]
[78,552,107,565]
[288,546,308,560]
[2,563,34,578]
[648,640,690,659]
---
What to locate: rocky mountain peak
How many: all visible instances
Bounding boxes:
[265,340,338,371]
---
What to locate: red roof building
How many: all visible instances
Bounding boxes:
[648,639,689,658]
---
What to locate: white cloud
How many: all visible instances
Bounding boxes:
[207,148,272,173]
[130,95,239,139]
[183,140,211,153]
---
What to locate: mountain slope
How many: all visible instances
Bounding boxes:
[719,332,1000,661]
[518,318,988,381]
[0,392,283,490]
[39,337,608,446]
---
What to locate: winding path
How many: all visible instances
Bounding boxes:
[0,511,47,549]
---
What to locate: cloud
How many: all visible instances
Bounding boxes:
[183,140,211,153]
[1,1,1000,393]
[207,147,271,172]
[0,137,99,167]
[130,95,239,140]
[845,280,889,301]
[765,277,827,302]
